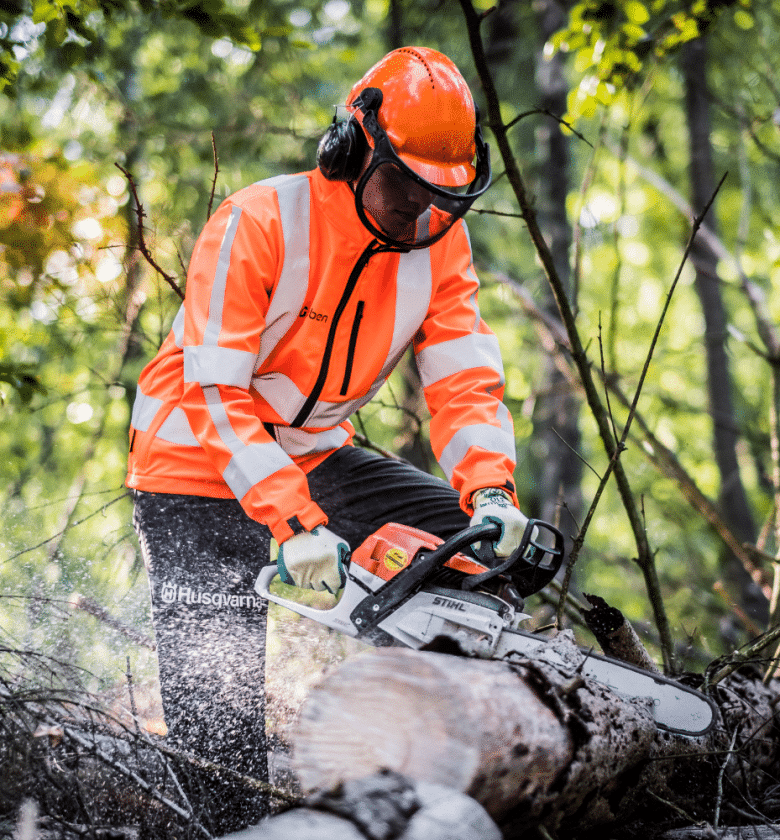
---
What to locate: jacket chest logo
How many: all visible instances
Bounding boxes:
[299,305,329,324]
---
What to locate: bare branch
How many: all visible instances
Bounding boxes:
[70,595,156,650]
[114,163,185,301]
[705,622,780,686]
[207,131,219,221]
[3,492,128,564]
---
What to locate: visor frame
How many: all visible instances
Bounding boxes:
[351,87,492,250]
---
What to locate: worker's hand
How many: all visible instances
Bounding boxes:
[469,487,529,560]
[271,526,349,593]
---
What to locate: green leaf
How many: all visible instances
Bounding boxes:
[624,1,650,25]
[32,0,60,24]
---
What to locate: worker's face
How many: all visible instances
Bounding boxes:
[358,161,435,242]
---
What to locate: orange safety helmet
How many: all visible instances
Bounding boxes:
[346,46,478,188]
[317,46,492,249]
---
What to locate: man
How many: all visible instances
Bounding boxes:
[127,46,528,831]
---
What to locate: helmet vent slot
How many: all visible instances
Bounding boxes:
[400,46,436,88]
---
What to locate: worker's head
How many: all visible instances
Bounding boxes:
[317,46,492,249]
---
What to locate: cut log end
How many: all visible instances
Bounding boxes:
[292,646,574,818]
[582,593,661,673]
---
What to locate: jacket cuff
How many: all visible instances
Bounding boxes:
[462,480,518,515]
[267,502,328,544]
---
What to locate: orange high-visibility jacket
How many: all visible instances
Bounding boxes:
[126,169,517,543]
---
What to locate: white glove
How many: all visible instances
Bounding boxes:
[271,526,349,593]
[469,487,529,559]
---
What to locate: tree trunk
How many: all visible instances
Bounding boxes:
[530,0,583,538]
[392,351,434,473]
[681,37,766,626]
[289,633,779,838]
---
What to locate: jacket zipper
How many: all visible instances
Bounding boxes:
[340,300,364,396]
[291,240,387,428]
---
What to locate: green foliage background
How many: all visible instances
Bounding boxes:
[1,0,779,701]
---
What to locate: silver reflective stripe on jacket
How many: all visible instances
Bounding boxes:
[131,388,163,433]
[257,174,311,368]
[184,345,259,388]
[416,332,505,389]
[437,402,516,483]
[202,385,295,500]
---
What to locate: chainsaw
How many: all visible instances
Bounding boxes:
[255,519,716,736]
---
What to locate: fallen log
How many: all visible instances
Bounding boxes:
[659,827,780,840]
[289,631,780,838]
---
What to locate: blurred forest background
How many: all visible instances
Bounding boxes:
[1,0,779,734]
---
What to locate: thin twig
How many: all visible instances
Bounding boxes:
[598,313,619,445]
[3,493,129,563]
[705,623,780,687]
[207,131,219,221]
[556,172,728,659]
[551,427,602,481]
[503,106,594,147]
[352,432,411,463]
[765,639,780,685]
[646,789,700,824]
[125,657,140,740]
[714,727,739,828]
[114,163,185,300]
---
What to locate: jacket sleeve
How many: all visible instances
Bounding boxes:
[414,221,518,513]
[180,194,327,543]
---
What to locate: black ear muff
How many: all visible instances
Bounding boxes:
[317,116,367,182]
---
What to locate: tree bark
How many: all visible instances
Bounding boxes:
[582,592,661,672]
[290,633,780,838]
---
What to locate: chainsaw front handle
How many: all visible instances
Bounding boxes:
[462,518,565,597]
[348,522,502,629]
[254,563,367,636]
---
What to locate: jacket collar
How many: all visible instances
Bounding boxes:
[310,167,377,249]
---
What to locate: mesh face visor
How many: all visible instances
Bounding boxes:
[353,98,492,250]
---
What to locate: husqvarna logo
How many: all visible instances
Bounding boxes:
[161,581,177,604]
[159,581,257,610]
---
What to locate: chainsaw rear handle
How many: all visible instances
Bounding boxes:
[254,562,367,636]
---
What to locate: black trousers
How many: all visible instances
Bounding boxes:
[132,446,469,829]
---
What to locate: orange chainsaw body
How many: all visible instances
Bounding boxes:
[349,522,488,584]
